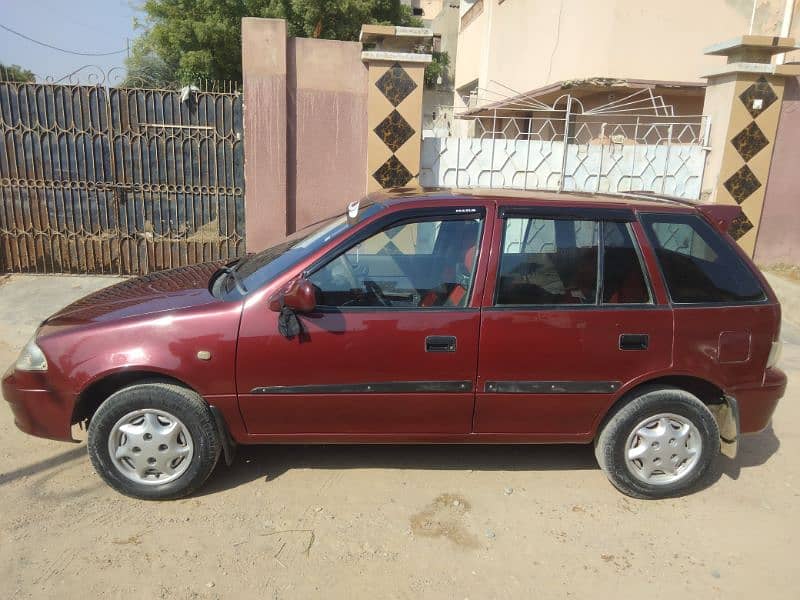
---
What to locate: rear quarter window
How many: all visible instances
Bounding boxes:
[639,213,765,304]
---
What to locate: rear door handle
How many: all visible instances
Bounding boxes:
[619,333,649,350]
[426,335,457,353]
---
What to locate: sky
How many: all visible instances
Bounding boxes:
[0,0,141,83]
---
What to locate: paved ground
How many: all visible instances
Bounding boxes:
[1,272,799,599]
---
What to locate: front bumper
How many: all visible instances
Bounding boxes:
[2,366,75,442]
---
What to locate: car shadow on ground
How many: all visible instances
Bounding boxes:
[714,424,780,481]
[199,425,781,497]
[0,444,85,486]
[198,443,599,496]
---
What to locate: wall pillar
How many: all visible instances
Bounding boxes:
[360,25,432,192]
[700,35,800,256]
[754,75,800,267]
[242,18,288,252]
[242,19,371,251]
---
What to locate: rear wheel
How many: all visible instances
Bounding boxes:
[594,386,719,499]
[87,382,221,500]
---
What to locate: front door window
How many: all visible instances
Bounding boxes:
[309,216,483,308]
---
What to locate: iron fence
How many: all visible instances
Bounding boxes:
[0,80,244,274]
[421,90,711,200]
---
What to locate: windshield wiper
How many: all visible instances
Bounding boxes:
[221,266,248,295]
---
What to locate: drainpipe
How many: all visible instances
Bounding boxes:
[776,0,796,65]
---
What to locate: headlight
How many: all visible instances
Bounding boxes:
[767,339,783,369]
[15,338,48,372]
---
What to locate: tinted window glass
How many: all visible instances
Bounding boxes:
[310,217,482,308]
[496,218,598,305]
[228,203,384,297]
[602,222,651,304]
[640,213,765,303]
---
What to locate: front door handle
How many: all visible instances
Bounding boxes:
[426,335,457,352]
[620,333,649,350]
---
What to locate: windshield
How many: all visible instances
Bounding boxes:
[222,202,383,298]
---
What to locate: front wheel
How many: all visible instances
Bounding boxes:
[87,382,221,500]
[594,386,720,499]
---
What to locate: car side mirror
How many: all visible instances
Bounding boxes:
[268,278,316,314]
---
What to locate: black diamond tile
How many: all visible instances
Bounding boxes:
[377,240,402,255]
[373,155,413,188]
[375,63,417,106]
[731,121,770,162]
[723,164,761,204]
[384,224,403,239]
[374,110,415,153]
[739,76,778,118]
[729,213,754,240]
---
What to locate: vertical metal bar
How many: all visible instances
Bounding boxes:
[523,115,533,190]
[455,134,462,188]
[489,109,497,188]
[105,86,122,276]
[661,124,673,194]
[558,95,573,192]
[596,123,605,193]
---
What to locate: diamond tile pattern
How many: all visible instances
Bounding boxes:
[377,241,402,255]
[739,76,778,118]
[373,155,413,188]
[724,164,761,204]
[375,63,417,106]
[731,121,770,162]
[729,213,754,240]
[374,110,415,153]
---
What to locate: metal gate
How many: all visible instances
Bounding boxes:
[0,81,244,274]
[421,89,709,200]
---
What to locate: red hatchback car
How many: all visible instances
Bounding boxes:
[3,189,786,500]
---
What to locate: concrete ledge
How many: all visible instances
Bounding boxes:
[361,51,432,64]
[705,35,797,56]
[703,63,777,78]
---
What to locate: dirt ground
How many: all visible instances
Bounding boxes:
[1,273,799,600]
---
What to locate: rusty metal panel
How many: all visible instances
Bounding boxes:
[0,81,245,275]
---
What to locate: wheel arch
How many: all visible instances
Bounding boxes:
[72,369,198,427]
[593,374,727,442]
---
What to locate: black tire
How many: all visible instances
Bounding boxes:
[87,382,221,500]
[594,386,720,499]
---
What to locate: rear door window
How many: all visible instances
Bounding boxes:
[639,213,765,303]
[496,218,599,305]
[602,222,651,304]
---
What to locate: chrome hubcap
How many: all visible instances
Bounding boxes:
[624,413,702,485]
[108,409,193,485]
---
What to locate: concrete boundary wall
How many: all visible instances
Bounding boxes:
[755,76,800,267]
[243,18,369,251]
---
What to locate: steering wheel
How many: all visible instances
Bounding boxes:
[364,280,391,306]
[326,255,359,290]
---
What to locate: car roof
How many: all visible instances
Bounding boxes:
[368,187,697,213]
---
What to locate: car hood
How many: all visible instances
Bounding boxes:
[41,262,225,327]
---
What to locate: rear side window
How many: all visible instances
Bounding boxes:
[497,218,599,305]
[640,213,765,303]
